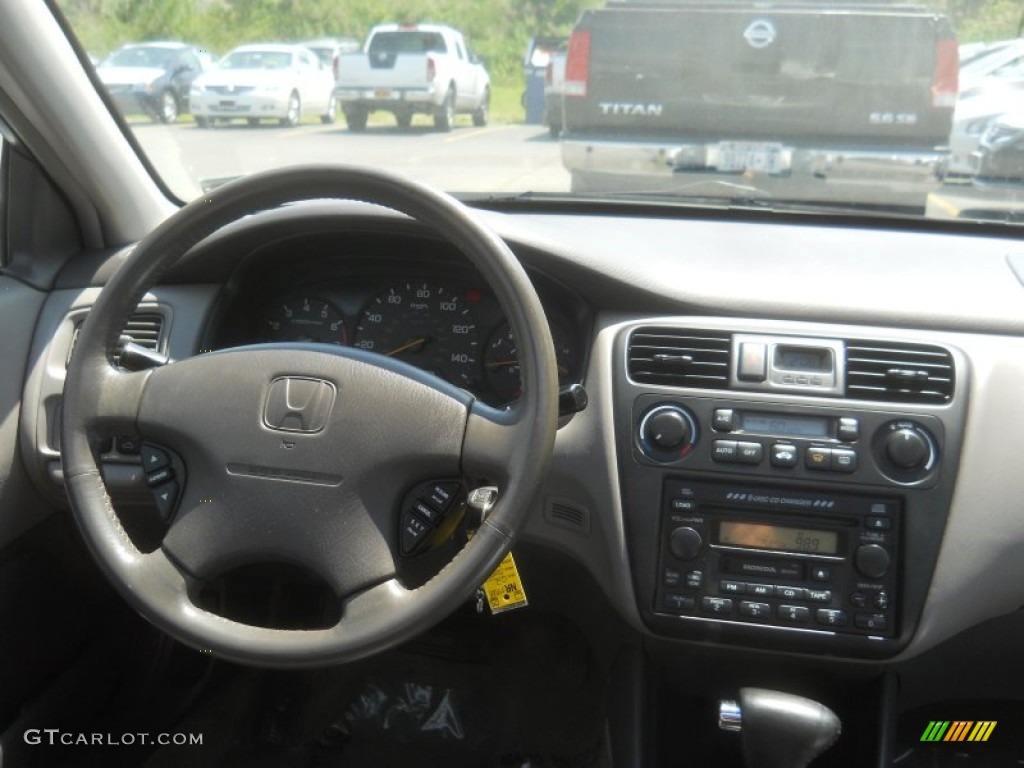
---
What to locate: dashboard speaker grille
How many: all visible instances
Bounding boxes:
[845,340,954,403]
[628,328,732,389]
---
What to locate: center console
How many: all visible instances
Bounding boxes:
[615,322,966,657]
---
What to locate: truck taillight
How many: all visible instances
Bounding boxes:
[427,56,436,83]
[931,38,958,108]
[564,30,590,98]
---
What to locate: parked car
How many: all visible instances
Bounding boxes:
[189,44,337,127]
[334,23,490,131]
[958,37,1024,99]
[559,2,958,211]
[974,108,1024,182]
[302,36,361,83]
[948,85,1023,177]
[96,41,207,123]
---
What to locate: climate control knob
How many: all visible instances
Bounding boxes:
[885,428,930,469]
[670,526,703,561]
[638,404,698,462]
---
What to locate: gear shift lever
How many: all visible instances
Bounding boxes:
[719,688,841,768]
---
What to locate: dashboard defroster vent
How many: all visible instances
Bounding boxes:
[628,328,732,389]
[845,340,954,403]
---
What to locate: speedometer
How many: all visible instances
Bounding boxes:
[353,282,479,385]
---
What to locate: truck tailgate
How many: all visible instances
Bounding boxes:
[336,53,429,90]
[566,6,953,146]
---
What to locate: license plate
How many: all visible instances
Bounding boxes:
[374,88,394,99]
[716,142,788,174]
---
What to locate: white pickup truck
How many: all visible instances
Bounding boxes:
[335,23,490,131]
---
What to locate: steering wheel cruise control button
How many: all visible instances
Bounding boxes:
[141,444,171,472]
[152,481,179,521]
[401,514,432,555]
[146,466,175,487]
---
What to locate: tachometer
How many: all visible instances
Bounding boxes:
[265,297,348,344]
[353,282,479,385]
[484,321,576,402]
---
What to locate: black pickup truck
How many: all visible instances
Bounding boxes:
[560,0,958,210]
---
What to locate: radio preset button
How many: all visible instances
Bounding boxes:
[720,579,745,595]
[854,613,889,631]
[663,593,696,612]
[712,440,738,462]
[736,441,764,465]
[739,601,772,619]
[713,409,738,432]
[770,443,799,468]
[805,447,832,470]
[777,586,805,601]
[816,609,848,627]
[837,418,860,442]
[702,597,734,615]
[778,605,810,623]
[855,544,891,579]
[805,589,832,604]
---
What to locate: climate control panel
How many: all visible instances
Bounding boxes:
[633,395,944,488]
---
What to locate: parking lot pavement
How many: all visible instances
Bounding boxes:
[132,121,571,200]
[132,120,1024,225]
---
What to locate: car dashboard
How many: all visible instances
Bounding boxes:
[19,200,1024,671]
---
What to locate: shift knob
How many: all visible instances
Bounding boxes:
[719,688,841,768]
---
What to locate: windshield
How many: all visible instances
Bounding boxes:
[59,1,1024,226]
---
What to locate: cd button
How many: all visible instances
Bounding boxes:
[739,601,772,619]
[805,447,832,470]
[776,586,805,601]
[746,583,775,598]
[770,443,799,468]
[735,442,764,465]
[778,605,810,623]
[702,597,734,615]
[712,440,738,462]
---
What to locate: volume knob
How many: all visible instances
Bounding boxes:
[670,526,703,561]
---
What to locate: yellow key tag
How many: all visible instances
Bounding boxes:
[481,551,528,614]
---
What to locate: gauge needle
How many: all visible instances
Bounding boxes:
[386,337,429,356]
[488,359,570,375]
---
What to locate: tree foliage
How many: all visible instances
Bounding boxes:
[57,0,1023,87]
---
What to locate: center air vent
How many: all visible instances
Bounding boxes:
[845,340,954,404]
[67,311,167,368]
[628,327,732,389]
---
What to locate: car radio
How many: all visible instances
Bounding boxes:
[654,478,899,638]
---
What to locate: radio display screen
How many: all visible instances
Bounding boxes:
[741,412,829,438]
[718,521,839,555]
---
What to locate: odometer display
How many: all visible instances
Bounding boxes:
[353,282,479,385]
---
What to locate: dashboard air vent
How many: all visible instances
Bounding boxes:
[628,327,732,389]
[67,312,167,368]
[845,340,954,403]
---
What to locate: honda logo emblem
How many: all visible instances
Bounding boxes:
[263,377,336,434]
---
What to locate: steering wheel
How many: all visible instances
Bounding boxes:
[61,166,559,668]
